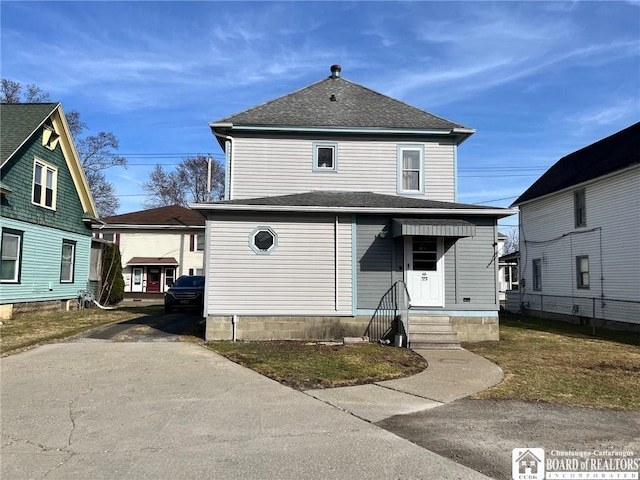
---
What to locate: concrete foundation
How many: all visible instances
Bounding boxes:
[206,314,499,343]
[206,316,369,342]
[451,316,500,342]
[0,299,76,320]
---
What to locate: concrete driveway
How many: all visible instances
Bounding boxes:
[1,342,490,480]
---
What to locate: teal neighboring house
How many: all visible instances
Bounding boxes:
[0,103,102,319]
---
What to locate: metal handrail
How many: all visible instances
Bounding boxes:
[365,281,412,347]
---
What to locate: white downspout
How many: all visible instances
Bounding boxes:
[232,314,238,342]
[335,215,339,311]
[212,131,235,200]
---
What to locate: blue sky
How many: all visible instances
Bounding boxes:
[2,1,639,231]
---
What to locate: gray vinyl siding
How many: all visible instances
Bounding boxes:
[230,135,455,202]
[442,221,499,310]
[355,217,400,309]
[205,213,352,315]
[519,167,640,302]
[356,216,499,310]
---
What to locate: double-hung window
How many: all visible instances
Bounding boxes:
[1,229,23,283]
[60,240,76,283]
[576,256,589,289]
[574,189,586,228]
[33,159,57,209]
[397,145,424,194]
[532,259,542,291]
[190,234,205,252]
[313,143,337,172]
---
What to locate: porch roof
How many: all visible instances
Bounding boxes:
[391,218,476,238]
[125,257,179,267]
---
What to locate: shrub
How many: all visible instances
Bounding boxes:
[100,243,124,305]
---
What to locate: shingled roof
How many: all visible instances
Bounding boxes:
[513,122,640,205]
[1,103,59,165]
[102,205,205,226]
[192,191,511,218]
[212,65,468,133]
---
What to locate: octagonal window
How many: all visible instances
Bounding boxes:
[249,227,278,255]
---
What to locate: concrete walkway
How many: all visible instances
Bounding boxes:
[305,349,504,423]
[1,342,493,480]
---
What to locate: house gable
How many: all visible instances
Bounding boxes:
[210,66,475,202]
[214,67,469,133]
[1,104,97,236]
[514,121,640,206]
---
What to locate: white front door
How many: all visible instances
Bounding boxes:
[404,236,444,307]
[132,267,144,293]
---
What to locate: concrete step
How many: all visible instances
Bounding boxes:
[410,323,457,333]
[408,315,461,350]
[409,315,452,324]
[410,333,460,344]
[410,340,462,350]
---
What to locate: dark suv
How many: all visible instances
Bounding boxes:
[164,275,205,313]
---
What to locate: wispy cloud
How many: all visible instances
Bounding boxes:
[564,99,639,129]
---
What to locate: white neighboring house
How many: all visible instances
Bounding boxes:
[97,206,206,295]
[497,233,518,303]
[511,122,640,327]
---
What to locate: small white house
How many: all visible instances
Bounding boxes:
[512,122,640,327]
[98,205,206,296]
[193,65,514,345]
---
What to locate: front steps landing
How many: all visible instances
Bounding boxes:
[408,315,461,350]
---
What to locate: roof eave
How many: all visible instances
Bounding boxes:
[97,224,205,230]
[512,163,640,208]
[190,202,515,218]
[210,122,475,145]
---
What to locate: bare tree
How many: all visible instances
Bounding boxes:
[141,165,186,208]
[1,79,127,217]
[1,79,21,102]
[65,110,87,139]
[24,84,51,103]
[503,228,519,254]
[141,155,224,208]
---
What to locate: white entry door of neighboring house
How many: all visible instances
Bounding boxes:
[404,236,444,307]
[131,267,144,293]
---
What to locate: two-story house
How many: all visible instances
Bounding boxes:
[192,65,513,346]
[0,103,101,319]
[512,122,640,328]
[98,205,206,297]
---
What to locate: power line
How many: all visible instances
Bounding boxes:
[473,195,519,204]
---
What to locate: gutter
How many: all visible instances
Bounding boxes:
[189,203,515,218]
[209,123,235,200]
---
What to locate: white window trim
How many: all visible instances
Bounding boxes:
[60,240,76,283]
[1,229,22,283]
[532,258,542,291]
[576,255,589,289]
[396,144,425,195]
[32,158,58,210]
[574,188,586,228]
[195,233,205,252]
[312,142,338,172]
